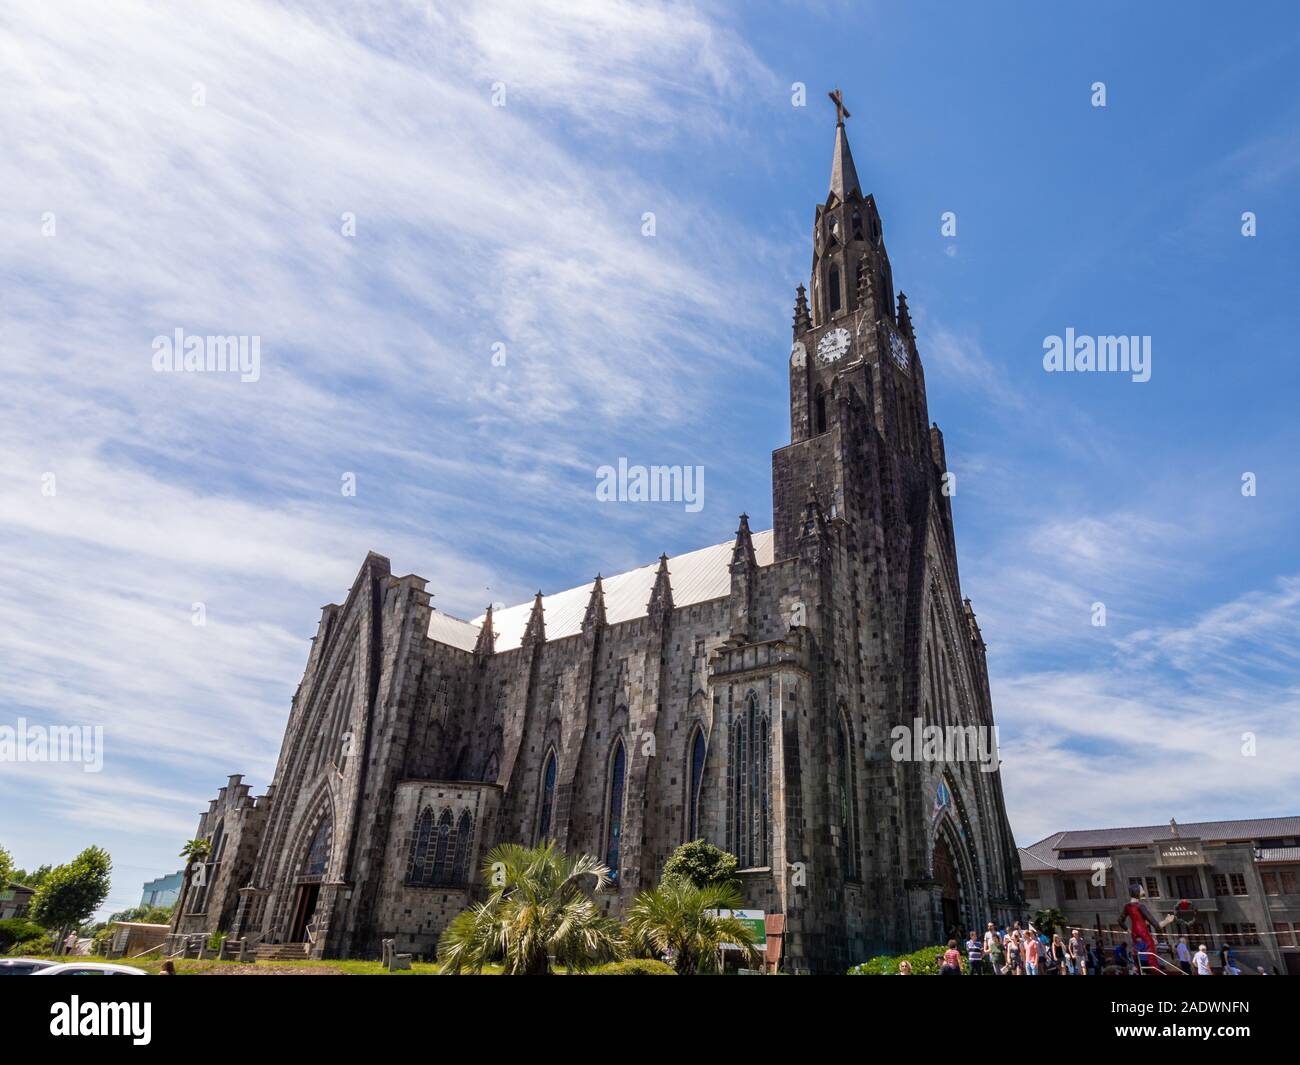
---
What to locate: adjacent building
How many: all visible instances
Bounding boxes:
[139,871,184,910]
[0,882,35,920]
[1020,816,1300,974]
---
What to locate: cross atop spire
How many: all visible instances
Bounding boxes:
[827,91,861,201]
[828,87,851,126]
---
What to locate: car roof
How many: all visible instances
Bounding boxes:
[33,961,149,975]
[0,957,58,967]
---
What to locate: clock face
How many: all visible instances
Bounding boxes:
[888,329,910,371]
[817,327,851,364]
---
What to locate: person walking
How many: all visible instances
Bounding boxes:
[1024,932,1040,976]
[1051,933,1067,975]
[1193,943,1211,976]
[1175,937,1191,975]
[984,923,1004,975]
[1067,929,1084,975]
[965,930,983,975]
[940,939,963,975]
[1005,931,1021,975]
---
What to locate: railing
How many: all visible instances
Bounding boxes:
[1139,950,1190,975]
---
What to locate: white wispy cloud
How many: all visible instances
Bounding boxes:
[0,0,778,915]
[994,574,1300,845]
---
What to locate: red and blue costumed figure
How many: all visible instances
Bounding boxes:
[1119,885,1173,975]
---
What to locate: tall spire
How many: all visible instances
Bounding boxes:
[827,88,861,202]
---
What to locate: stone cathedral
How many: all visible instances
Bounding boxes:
[170,99,1023,973]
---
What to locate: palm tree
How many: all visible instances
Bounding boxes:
[175,838,212,922]
[437,842,623,975]
[624,878,764,974]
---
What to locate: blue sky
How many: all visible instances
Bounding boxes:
[2,0,1298,918]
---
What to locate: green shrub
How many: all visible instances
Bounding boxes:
[589,958,676,976]
[848,944,951,976]
[661,840,740,890]
[0,918,48,954]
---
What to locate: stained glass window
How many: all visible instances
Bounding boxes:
[537,750,557,842]
[729,694,768,868]
[303,814,332,878]
[688,728,706,840]
[605,740,626,879]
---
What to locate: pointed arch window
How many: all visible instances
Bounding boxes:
[537,749,557,843]
[407,807,435,885]
[482,750,500,784]
[302,813,333,879]
[687,727,707,840]
[451,811,474,885]
[851,211,864,241]
[814,386,828,435]
[604,739,626,879]
[431,809,454,884]
[838,716,860,880]
[828,266,842,314]
[728,692,769,868]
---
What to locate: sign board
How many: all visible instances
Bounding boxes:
[1154,839,1205,866]
[711,909,766,949]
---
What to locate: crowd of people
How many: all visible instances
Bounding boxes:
[910,922,1269,976]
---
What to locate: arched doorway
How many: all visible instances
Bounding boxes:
[933,835,962,942]
[288,813,332,942]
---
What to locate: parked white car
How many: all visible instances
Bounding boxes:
[0,958,60,975]
[31,961,149,976]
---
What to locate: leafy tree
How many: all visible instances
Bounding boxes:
[13,864,53,888]
[0,844,13,888]
[624,877,763,975]
[660,839,740,890]
[1031,908,1067,937]
[29,847,112,943]
[437,842,623,975]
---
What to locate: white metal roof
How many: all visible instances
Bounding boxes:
[424,530,774,654]
[426,609,481,652]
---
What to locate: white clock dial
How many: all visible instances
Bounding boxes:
[888,329,910,371]
[817,327,851,364]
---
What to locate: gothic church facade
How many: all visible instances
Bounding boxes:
[171,105,1023,973]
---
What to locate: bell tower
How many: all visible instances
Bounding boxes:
[775,89,936,561]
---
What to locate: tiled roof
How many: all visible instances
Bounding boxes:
[1018,850,1111,873]
[424,530,776,654]
[1257,847,1300,863]
[1022,817,1300,869]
